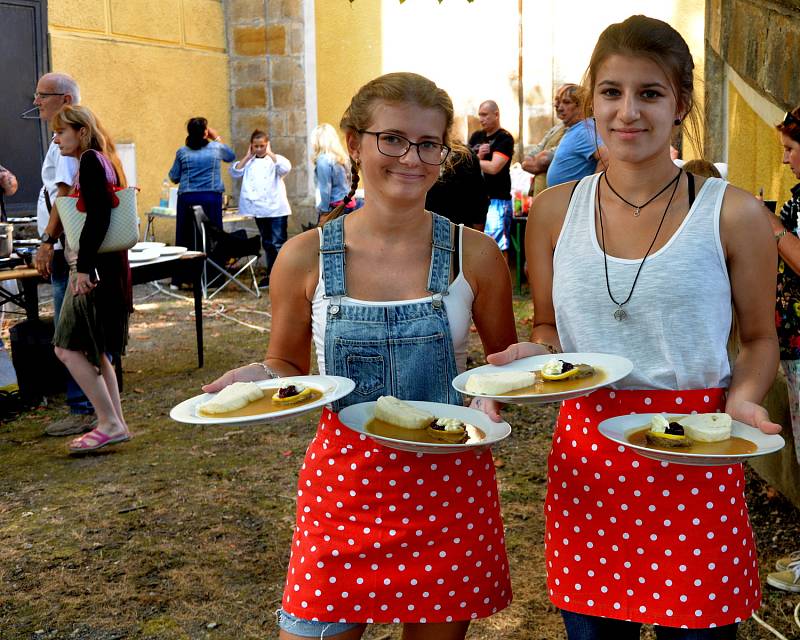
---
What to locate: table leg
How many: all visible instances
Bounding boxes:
[513,222,523,295]
[20,278,40,321]
[193,270,204,368]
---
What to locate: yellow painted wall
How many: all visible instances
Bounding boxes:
[314,1,382,133]
[727,83,795,203]
[48,0,230,243]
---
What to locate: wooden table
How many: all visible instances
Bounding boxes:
[0,251,207,367]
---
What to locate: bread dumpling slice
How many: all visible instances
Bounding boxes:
[465,371,535,395]
[677,413,732,442]
[199,381,264,415]
[374,396,434,430]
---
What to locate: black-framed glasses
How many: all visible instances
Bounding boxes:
[359,130,450,166]
[783,111,800,127]
[33,92,65,100]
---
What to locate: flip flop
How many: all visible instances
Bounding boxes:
[68,428,131,453]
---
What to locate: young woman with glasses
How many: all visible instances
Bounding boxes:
[486,15,779,640]
[203,72,517,640]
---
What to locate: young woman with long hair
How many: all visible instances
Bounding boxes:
[489,15,779,639]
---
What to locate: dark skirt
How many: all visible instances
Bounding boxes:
[53,253,132,369]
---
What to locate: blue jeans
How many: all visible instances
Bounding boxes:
[484,198,512,251]
[277,609,360,638]
[52,251,94,415]
[561,610,739,640]
[174,191,223,286]
[255,216,288,277]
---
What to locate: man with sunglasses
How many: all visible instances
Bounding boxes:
[469,100,515,255]
[30,73,96,437]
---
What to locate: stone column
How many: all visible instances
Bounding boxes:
[225,0,315,231]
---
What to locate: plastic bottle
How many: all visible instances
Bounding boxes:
[159,178,171,208]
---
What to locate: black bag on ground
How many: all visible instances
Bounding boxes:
[9,319,66,406]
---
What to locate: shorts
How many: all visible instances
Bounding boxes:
[484,198,512,251]
[277,608,361,638]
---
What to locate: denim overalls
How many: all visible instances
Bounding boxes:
[281,211,512,626]
[320,212,462,411]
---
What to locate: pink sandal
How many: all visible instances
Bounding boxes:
[68,427,130,453]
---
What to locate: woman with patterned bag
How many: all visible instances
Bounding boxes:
[203,72,517,639]
[51,105,133,454]
[487,15,780,639]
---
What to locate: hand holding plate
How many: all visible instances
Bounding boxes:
[725,397,782,434]
[202,362,276,393]
[486,342,552,366]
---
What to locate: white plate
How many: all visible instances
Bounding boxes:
[452,352,634,405]
[598,412,785,466]
[337,400,511,454]
[131,241,166,251]
[158,245,188,256]
[170,375,355,425]
[128,248,161,262]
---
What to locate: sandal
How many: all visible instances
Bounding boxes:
[776,550,800,571]
[68,427,130,453]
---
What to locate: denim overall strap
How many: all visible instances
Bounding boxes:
[426,212,454,308]
[320,216,346,312]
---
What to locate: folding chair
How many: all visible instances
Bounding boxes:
[193,205,262,299]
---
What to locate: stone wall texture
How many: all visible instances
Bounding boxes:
[226,0,314,230]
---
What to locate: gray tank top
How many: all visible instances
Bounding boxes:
[552,173,731,390]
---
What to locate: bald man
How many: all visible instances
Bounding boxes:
[469,100,515,254]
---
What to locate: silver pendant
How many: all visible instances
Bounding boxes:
[613,306,628,321]
[633,207,641,217]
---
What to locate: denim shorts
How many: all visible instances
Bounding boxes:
[277,608,361,638]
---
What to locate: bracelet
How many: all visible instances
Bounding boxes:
[775,229,788,243]
[532,341,560,355]
[248,361,279,379]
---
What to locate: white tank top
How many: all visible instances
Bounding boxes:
[312,225,475,375]
[553,173,732,390]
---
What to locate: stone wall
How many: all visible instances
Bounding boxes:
[225,0,315,230]
[705,0,800,159]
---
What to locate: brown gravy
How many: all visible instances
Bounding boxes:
[627,427,757,455]
[366,418,485,445]
[199,388,323,417]
[500,368,606,396]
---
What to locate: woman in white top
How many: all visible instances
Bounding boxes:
[230,129,291,287]
[488,15,780,640]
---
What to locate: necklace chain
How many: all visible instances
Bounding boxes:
[598,169,683,321]
[604,169,682,217]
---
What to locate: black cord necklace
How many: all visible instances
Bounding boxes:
[604,168,682,217]
[598,169,682,321]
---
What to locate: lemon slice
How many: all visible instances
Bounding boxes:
[272,386,313,405]
[541,367,581,381]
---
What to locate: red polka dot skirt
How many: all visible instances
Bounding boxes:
[546,388,760,629]
[282,409,512,624]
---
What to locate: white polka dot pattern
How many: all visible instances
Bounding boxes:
[282,409,512,623]
[545,388,760,628]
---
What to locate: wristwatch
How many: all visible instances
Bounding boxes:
[40,232,57,245]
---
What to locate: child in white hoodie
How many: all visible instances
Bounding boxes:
[230,130,291,287]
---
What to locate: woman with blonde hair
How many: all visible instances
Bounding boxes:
[204,72,516,639]
[51,105,132,453]
[311,122,353,223]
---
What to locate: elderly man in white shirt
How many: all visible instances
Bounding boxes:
[230,130,291,288]
[30,73,96,436]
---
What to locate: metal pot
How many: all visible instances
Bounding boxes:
[0,223,12,258]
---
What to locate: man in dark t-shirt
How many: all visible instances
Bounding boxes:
[468,100,514,254]
[425,148,488,230]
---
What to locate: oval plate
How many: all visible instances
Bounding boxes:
[338,400,511,455]
[170,375,355,425]
[598,412,785,466]
[452,352,634,405]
